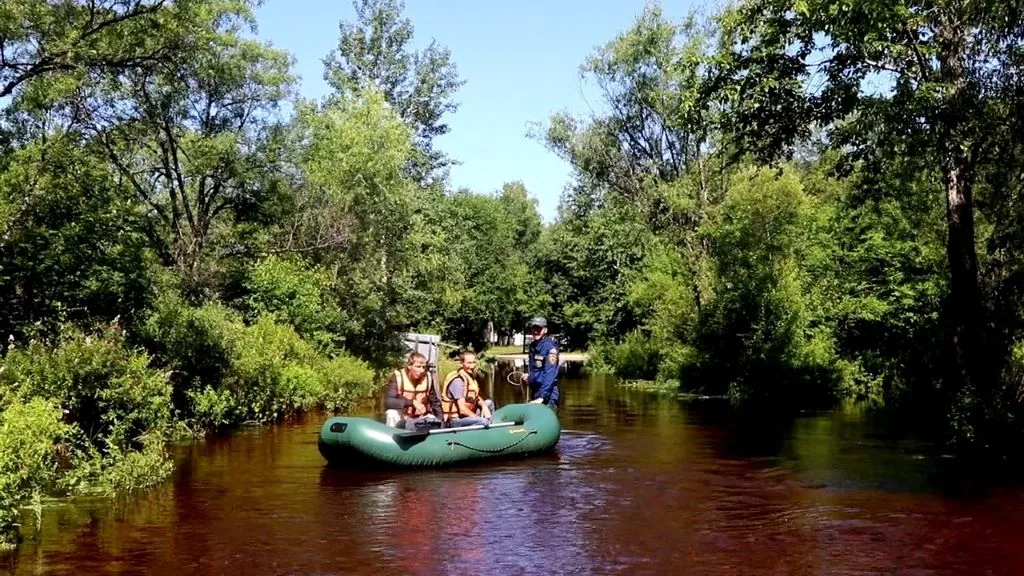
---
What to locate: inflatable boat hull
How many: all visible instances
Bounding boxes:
[317,403,560,468]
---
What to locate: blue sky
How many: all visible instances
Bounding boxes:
[253,0,697,222]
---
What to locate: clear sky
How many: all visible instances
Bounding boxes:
[253,0,697,222]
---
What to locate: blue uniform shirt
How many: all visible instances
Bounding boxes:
[528,336,560,406]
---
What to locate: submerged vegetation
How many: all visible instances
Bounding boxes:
[3,0,1024,548]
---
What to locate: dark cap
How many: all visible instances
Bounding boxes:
[528,316,547,328]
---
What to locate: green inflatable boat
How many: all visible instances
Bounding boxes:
[317,403,561,468]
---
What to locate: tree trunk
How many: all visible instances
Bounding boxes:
[942,152,983,392]
[936,6,985,395]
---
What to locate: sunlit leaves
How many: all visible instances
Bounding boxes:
[323,0,463,184]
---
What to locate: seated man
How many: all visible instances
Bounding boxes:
[441,351,495,427]
[384,352,442,430]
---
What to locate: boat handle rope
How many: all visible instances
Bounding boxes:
[446,429,538,453]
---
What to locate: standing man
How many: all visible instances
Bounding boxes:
[521,316,560,411]
[441,351,495,427]
[384,352,442,430]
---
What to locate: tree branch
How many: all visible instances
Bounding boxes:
[0,0,167,98]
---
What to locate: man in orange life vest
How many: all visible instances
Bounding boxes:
[441,351,495,427]
[384,352,442,430]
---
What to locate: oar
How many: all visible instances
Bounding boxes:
[395,419,524,440]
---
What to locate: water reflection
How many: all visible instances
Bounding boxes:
[6,363,1024,575]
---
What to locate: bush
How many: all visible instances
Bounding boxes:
[592,333,699,387]
[244,256,349,352]
[0,325,173,471]
[0,398,71,549]
[227,315,374,423]
[136,293,238,413]
[0,295,378,545]
[656,343,699,386]
[139,293,376,431]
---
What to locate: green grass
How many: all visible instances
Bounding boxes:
[483,344,524,356]
[617,379,679,392]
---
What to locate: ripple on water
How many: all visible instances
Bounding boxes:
[553,429,612,463]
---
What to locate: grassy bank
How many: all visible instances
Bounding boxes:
[0,297,379,550]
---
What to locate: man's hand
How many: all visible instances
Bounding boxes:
[530,398,544,404]
[482,404,492,419]
[519,372,528,383]
[413,399,427,416]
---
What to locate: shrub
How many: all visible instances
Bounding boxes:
[590,331,669,382]
[139,293,376,431]
[0,325,173,467]
[244,256,349,352]
[0,398,71,549]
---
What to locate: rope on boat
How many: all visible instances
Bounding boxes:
[446,429,538,453]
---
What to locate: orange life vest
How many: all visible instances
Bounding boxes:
[394,369,434,415]
[441,369,480,422]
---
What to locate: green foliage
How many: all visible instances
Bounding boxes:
[540,201,653,349]
[430,183,549,349]
[625,239,699,345]
[683,166,842,405]
[281,90,419,365]
[0,329,175,546]
[227,315,375,422]
[0,0,187,102]
[0,325,173,463]
[538,1,990,432]
[7,0,1024,548]
[80,0,295,296]
[323,0,464,184]
[0,0,534,548]
[0,398,70,548]
[821,153,947,406]
[0,137,159,340]
[716,0,1024,449]
[244,256,347,351]
[138,293,375,431]
[590,332,664,382]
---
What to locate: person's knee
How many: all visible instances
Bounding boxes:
[385,409,402,428]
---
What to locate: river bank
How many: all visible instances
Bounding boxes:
[0,304,380,550]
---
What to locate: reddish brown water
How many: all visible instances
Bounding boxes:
[4,368,1024,575]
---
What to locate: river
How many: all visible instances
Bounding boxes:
[3,364,1024,575]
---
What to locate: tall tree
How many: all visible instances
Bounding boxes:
[322,0,463,186]
[536,6,722,345]
[286,89,420,362]
[438,182,547,349]
[715,0,1024,409]
[69,1,295,296]
[541,6,719,206]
